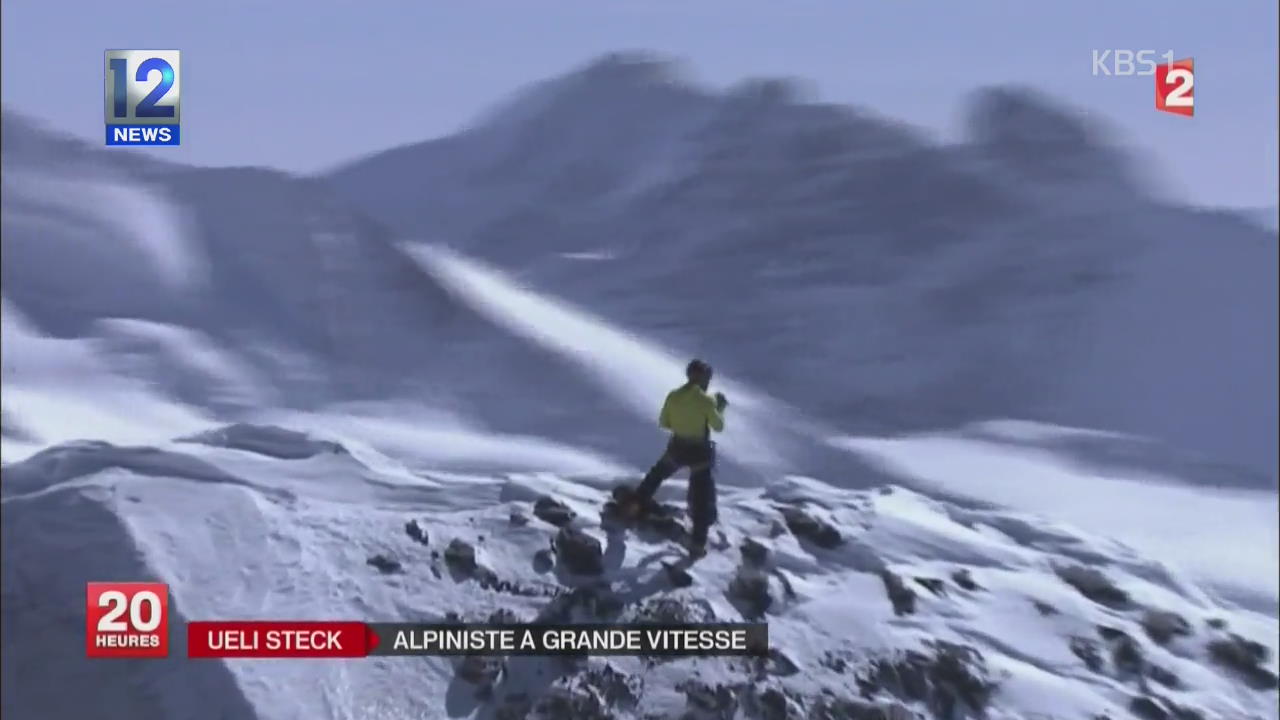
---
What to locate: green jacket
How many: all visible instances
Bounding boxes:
[658,383,725,441]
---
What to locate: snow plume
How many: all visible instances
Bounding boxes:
[2,169,204,290]
[834,430,1280,610]
[405,243,795,471]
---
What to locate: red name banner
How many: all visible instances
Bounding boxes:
[187,621,379,658]
[184,621,768,659]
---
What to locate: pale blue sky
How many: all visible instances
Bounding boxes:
[2,1,1276,208]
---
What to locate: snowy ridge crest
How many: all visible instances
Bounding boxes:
[2,425,1277,720]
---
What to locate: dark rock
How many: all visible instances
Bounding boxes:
[1207,634,1279,690]
[821,651,850,674]
[880,571,916,616]
[1128,694,1203,720]
[495,694,532,720]
[457,655,504,688]
[679,680,738,719]
[533,548,555,573]
[555,650,590,677]
[1112,635,1145,675]
[488,608,522,625]
[756,687,796,720]
[929,642,997,712]
[444,539,478,573]
[1210,633,1269,665]
[467,568,552,598]
[1205,617,1227,630]
[778,506,843,548]
[810,696,914,720]
[1032,599,1059,616]
[530,686,613,720]
[1142,609,1191,645]
[951,568,980,591]
[1056,565,1131,608]
[741,538,771,567]
[404,520,428,546]
[862,653,926,701]
[858,642,997,716]
[1130,696,1170,720]
[630,596,716,625]
[914,577,946,597]
[1069,637,1105,673]
[1148,664,1182,689]
[1097,625,1128,642]
[543,584,628,623]
[768,520,787,538]
[594,591,624,620]
[664,562,694,588]
[366,554,402,574]
[578,663,641,709]
[509,509,529,527]
[554,526,604,575]
[534,496,577,527]
[474,567,500,587]
[728,571,773,619]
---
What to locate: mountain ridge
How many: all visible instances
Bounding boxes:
[322,54,1277,478]
[4,424,1277,720]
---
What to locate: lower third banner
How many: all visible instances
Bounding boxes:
[187,622,768,658]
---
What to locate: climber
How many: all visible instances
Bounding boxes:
[619,358,728,557]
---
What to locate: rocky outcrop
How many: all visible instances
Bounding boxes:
[553,526,604,576]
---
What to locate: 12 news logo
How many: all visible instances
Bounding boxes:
[1091,50,1194,117]
[105,50,181,146]
[86,582,170,658]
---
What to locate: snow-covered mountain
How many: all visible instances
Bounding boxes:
[328,53,1279,481]
[5,427,1279,720]
[0,111,651,466]
[2,53,1277,720]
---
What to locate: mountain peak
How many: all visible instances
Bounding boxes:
[570,50,687,87]
[723,77,812,106]
[966,86,1102,148]
[964,85,1132,185]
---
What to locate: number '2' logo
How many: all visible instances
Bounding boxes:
[1155,58,1194,117]
[104,50,181,124]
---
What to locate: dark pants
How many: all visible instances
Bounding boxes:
[634,436,717,545]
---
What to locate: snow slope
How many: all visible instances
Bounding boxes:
[4,429,1278,720]
[408,244,1280,612]
[834,427,1280,612]
[4,231,1277,720]
[0,112,669,468]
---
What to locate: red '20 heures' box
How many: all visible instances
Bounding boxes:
[86,582,169,658]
